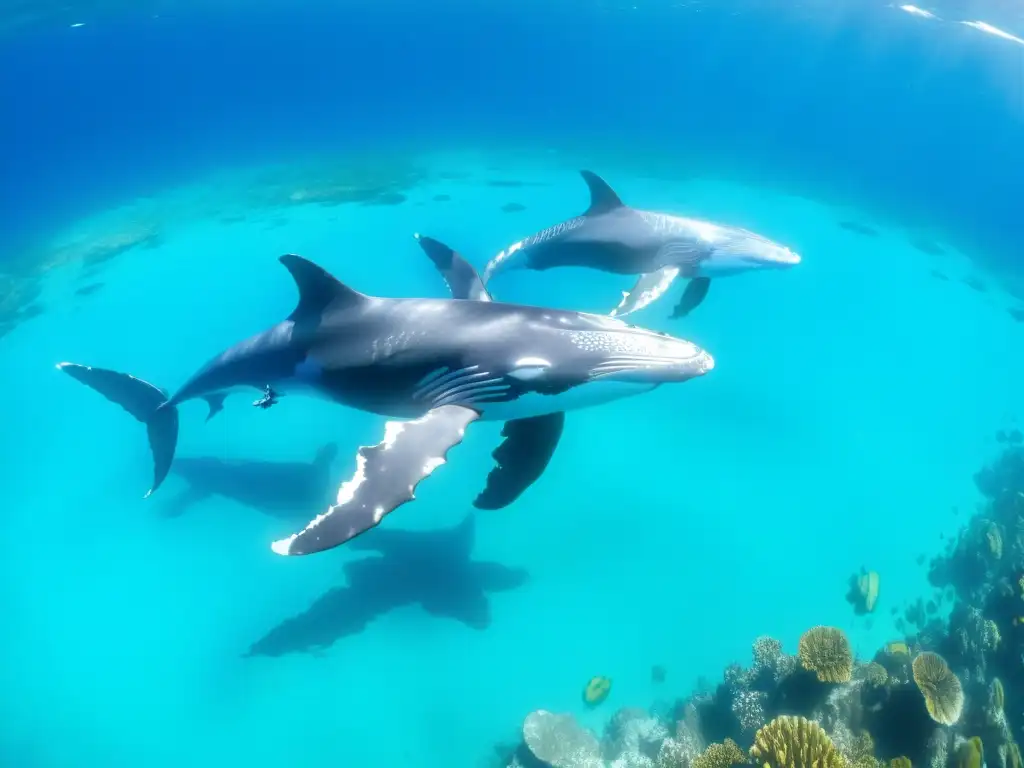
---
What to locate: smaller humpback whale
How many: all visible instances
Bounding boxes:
[58,234,713,556]
[163,442,339,519]
[244,513,527,656]
[482,170,801,318]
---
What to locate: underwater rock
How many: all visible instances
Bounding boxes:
[520,710,603,768]
[603,707,668,764]
[502,202,527,213]
[911,237,946,256]
[962,276,988,293]
[74,282,104,297]
[839,221,879,237]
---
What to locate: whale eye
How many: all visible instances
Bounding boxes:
[509,356,552,381]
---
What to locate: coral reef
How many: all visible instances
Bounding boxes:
[750,716,845,768]
[502,439,1024,768]
[798,627,854,684]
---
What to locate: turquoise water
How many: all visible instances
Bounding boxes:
[3,148,1019,765]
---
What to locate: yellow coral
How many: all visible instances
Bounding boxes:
[890,758,911,768]
[1007,742,1022,768]
[987,523,1003,559]
[859,662,888,687]
[885,642,909,656]
[956,737,983,768]
[750,715,847,768]
[993,678,1005,712]
[693,739,746,768]
[798,627,854,683]
[912,652,964,725]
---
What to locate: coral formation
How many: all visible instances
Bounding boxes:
[750,716,845,768]
[692,739,745,768]
[847,569,881,615]
[585,677,613,707]
[502,438,1024,768]
[520,710,603,768]
[911,652,964,725]
[798,627,854,683]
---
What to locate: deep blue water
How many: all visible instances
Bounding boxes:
[2,1,1022,272]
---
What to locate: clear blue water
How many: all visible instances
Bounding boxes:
[1,2,1023,766]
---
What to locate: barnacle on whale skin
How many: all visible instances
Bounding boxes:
[911,652,964,725]
[798,626,854,683]
[749,715,847,768]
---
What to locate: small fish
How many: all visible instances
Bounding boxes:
[651,664,667,684]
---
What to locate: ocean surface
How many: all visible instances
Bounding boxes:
[1,1,1023,766]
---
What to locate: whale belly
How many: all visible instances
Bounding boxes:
[476,380,656,422]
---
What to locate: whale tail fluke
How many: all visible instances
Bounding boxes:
[56,362,179,498]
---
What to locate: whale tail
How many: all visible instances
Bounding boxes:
[56,362,179,498]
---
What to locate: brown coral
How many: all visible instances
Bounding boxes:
[992,678,1005,712]
[889,758,911,768]
[693,739,746,768]
[857,662,888,687]
[911,652,964,725]
[956,737,983,768]
[798,627,854,683]
[750,715,847,768]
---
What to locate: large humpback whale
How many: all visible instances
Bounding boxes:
[482,170,801,318]
[58,235,714,556]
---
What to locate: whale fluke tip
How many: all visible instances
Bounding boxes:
[271,536,295,556]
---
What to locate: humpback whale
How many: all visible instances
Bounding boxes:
[57,234,714,556]
[482,170,801,318]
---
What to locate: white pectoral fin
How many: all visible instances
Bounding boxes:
[270,405,481,556]
[609,266,680,317]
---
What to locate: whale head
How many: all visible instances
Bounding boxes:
[698,227,801,277]
[471,309,714,420]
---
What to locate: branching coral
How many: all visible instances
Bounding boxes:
[750,715,847,768]
[693,739,746,768]
[912,652,964,726]
[857,662,888,687]
[798,627,854,684]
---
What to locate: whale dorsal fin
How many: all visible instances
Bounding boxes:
[580,170,625,216]
[279,254,367,321]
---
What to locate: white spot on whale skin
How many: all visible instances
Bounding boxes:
[510,356,552,381]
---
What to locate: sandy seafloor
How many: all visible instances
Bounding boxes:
[1,149,1022,767]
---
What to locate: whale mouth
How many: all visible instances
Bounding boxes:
[587,350,714,382]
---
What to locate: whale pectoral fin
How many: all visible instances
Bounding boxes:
[414,234,492,302]
[474,411,565,510]
[202,393,228,422]
[609,266,681,317]
[671,277,711,319]
[271,405,481,556]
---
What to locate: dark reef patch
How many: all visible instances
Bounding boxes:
[501,202,527,213]
[962,275,987,293]
[911,237,946,256]
[74,282,104,297]
[363,191,407,207]
[839,220,879,237]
